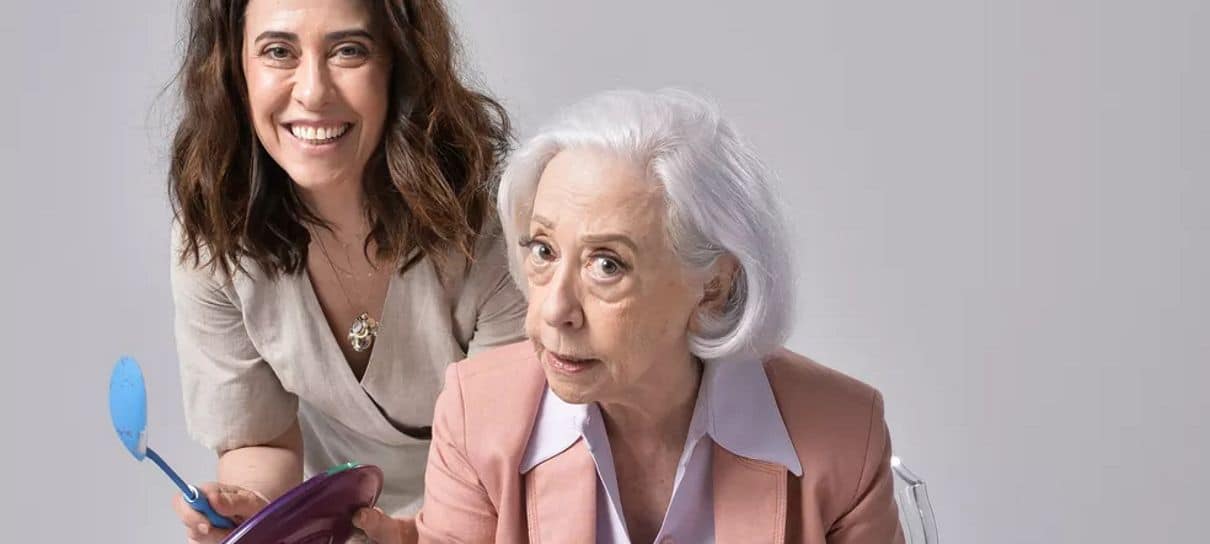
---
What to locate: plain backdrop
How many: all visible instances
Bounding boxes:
[1,0,1205,542]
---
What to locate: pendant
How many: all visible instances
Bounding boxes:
[348,312,379,353]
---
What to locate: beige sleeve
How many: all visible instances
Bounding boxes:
[169,235,298,453]
[461,221,527,355]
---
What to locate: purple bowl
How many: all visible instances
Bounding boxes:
[221,463,383,544]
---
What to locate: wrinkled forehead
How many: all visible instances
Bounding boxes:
[530,148,668,239]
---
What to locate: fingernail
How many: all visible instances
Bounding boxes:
[197,523,209,535]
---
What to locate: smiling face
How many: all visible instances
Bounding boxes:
[241,0,391,191]
[521,147,712,405]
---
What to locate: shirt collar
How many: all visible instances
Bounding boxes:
[519,386,590,473]
[519,357,802,476]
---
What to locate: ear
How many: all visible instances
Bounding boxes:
[690,254,739,332]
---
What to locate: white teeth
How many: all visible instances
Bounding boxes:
[290,123,348,142]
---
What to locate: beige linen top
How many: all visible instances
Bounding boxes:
[169,222,526,517]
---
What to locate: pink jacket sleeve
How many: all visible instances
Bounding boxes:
[827,392,906,543]
[416,364,499,543]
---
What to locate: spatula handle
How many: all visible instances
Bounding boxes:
[184,484,236,530]
[146,447,236,529]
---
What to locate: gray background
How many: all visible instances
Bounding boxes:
[1,0,1205,542]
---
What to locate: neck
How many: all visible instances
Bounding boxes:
[599,350,702,451]
[299,176,369,240]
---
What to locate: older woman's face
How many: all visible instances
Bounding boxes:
[242,0,390,191]
[523,148,705,405]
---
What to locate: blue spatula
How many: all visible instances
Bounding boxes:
[108,356,235,530]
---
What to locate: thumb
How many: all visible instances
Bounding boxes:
[353,507,412,544]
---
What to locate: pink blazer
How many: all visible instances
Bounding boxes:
[416,341,905,543]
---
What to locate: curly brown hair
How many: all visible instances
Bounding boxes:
[169,0,510,278]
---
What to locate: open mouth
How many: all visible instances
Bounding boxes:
[285,122,352,145]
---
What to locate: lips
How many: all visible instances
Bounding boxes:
[542,350,600,375]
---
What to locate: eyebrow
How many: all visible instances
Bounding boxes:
[325,29,375,42]
[530,215,639,253]
[580,233,639,253]
[253,29,375,44]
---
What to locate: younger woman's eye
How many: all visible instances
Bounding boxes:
[335,44,368,58]
[264,45,292,60]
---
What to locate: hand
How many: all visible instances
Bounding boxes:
[172,482,269,544]
[353,507,418,544]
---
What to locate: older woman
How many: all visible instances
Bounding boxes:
[358,90,905,543]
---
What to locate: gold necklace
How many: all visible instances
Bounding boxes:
[314,233,380,353]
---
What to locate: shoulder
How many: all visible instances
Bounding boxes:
[762,349,887,486]
[464,217,513,286]
[169,220,279,310]
[763,349,883,420]
[445,340,540,387]
[438,341,546,461]
[169,221,233,302]
[445,218,526,350]
[439,217,515,300]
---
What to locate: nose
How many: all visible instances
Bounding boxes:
[541,263,584,330]
[292,54,333,110]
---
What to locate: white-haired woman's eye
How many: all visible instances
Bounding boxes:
[588,254,627,280]
[520,237,556,266]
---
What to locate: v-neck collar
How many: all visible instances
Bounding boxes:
[299,266,397,387]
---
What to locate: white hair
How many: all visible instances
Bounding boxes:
[497,89,794,361]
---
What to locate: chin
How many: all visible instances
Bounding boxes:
[281,165,352,190]
[545,376,599,406]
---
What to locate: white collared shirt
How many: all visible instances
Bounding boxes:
[519,358,803,544]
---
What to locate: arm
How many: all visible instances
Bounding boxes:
[415,364,498,543]
[174,423,304,542]
[169,234,302,541]
[827,392,906,544]
[465,224,528,355]
[216,420,304,502]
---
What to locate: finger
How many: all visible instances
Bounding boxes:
[172,483,241,542]
[172,492,210,529]
[352,507,401,544]
[182,516,232,544]
[396,516,418,544]
[205,485,268,519]
[183,520,219,544]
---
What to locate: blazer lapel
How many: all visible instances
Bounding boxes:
[713,443,789,544]
[524,439,598,543]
